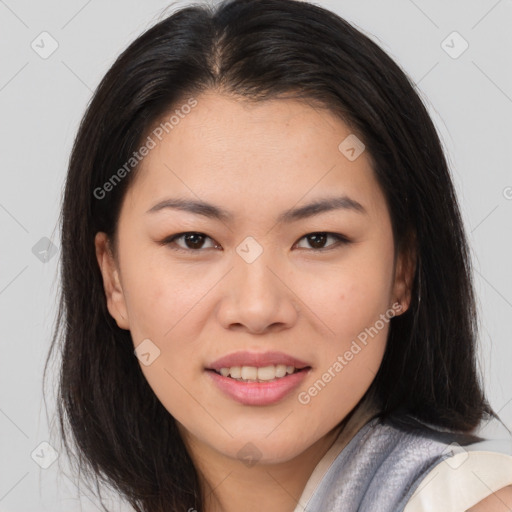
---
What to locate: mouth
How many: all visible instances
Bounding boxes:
[205,351,312,404]
[205,364,312,406]
[206,364,311,383]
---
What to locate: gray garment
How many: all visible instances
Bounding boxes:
[303,413,512,512]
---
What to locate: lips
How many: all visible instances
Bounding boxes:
[205,351,312,405]
[206,350,311,372]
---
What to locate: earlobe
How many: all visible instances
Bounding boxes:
[393,236,417,315]
[94,232,130,330]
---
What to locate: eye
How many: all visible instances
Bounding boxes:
[294,232,351,251]
[160,232,220,252]
[159,231,351,253]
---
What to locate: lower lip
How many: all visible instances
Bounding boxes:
[206,368,311,406]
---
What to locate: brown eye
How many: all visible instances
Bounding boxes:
[161,232,220,252]
[160,231,350,253]
[295,232,351,251]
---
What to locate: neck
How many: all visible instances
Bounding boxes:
[181,401,378,512]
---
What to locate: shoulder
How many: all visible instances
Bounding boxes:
[403,451,512,512]
[468,484,512,511]
[301,412,512,512]
[303,413,480,512]
[368,413,512,512]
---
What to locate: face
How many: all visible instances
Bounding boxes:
[95,91,413,465]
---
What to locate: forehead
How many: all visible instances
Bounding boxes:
[161,92,354,167]
[122,92,385,221]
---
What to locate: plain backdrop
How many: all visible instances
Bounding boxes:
[0,0,511,510]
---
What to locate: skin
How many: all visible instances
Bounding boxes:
[95,91,416,512]
[467,485,512,511]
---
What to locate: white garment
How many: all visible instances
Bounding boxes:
[293,412,512,512]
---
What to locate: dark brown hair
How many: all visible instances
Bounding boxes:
[45,0,495,510]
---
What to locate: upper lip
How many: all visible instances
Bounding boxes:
[207,351,311,371]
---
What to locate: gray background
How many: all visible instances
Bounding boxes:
[0,0,511,510]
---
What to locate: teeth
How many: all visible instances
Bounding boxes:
[217,364,299,382]
[275,365,287,378]
[241,366,258,380]
[229,366,241,378]
[257,365,277,380]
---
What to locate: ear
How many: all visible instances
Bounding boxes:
[94,232,130,330]
[392,232,417,315]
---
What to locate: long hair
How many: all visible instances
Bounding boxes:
[44,0,495,510]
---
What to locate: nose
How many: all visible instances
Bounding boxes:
[216,250,299,335]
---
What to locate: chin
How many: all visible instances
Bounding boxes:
[218,435,308,466]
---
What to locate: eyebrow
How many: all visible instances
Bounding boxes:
[146,195,367,223]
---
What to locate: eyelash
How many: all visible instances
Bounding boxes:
[159,231,352,253]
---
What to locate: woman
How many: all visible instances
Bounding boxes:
[45,0,512,510]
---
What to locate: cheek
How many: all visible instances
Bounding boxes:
[121,252,207,342]
[297,279,391,422]
[296,246,393,398]
[303,253,394,343]
[122,262,208,425]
